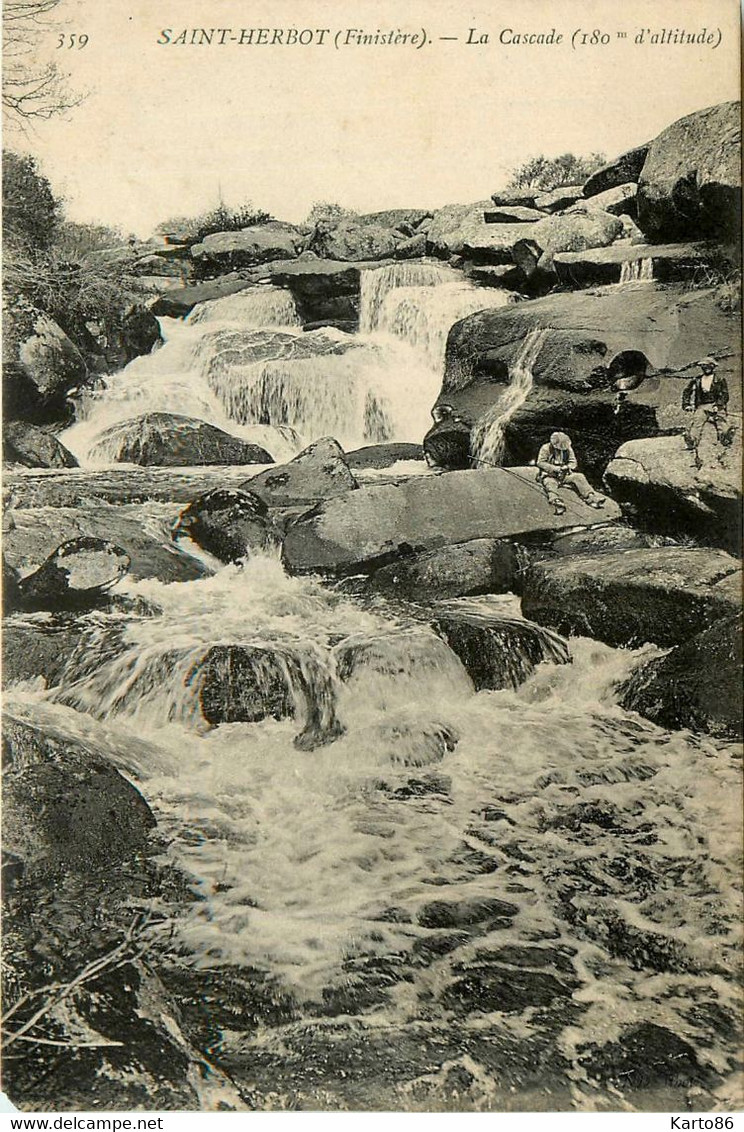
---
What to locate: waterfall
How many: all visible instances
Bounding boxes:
[619,257,654,284]
[470,326,550,465]
[359,261,457,333]
[187,286,302,328]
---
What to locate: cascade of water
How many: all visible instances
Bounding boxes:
[619,257,654,284]
[187,286,302,328]
[470,326,550,465]
[359,261,457,333]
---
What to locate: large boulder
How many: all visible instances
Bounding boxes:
[521,547,741,647]
[151,274,255,318]
[534,185,585,212]
[423,417,473,470]
[3,466,263,508]
[552,242,714,288]
[268,259,365,325]
[14,313,88,420]
[241,437,358,506]
[187,644,294,725]
[17,537,130,612]
[426,201,496,257]
[604,434,741,551]
[484,206,546,224]
[636,101,741,242]
[3,505,208,583]
[580,182,637,216]
[2,712,155,876]
[3,421,78,469]
[346,442,424,470]
[619,614,743,739]
[431,606,570,690]
[441,285,742,478]
[583,144,650,197]
[88,412,273,467]
[172,488,273,563]
[190,223,302,268]
[282,467,621,575]
[490,189,538,208]
[368,539,521,601]
[3,616,93,687]
[356,208,432,230]
[530,209,624,255]
[311,221,401,262]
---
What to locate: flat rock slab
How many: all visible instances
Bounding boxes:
[282,467,621,574]
[521,546,741,647]
[3,466,259,508]
[552,241,712,286]
[3,505,208,583]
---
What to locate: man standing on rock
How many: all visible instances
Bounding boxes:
[535,431,607,515]
[682,357,731,467]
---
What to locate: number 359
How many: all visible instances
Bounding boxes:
[57,33,89,48]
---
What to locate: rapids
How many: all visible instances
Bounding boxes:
[11,261,742,1110]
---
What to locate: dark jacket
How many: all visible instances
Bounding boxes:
[682,373,729,412]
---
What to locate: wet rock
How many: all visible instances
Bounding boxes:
[620,614,743,739]
[2,616,82,687]
[604,434,741,551]
[188,644,294,726]
[3,421,78,469]
[346,442,424,469]
[578,1023,708,1091]
[534,185,585,212]
[3,466,264,508]
[552,241,714,288]
[442,963,577,1015]
[431,608,570,690]
[423,417,473,469]
[637,101,741,242]
[17,536,130,612]
[417,896,518,929]
[521,547,741,647]
[268,259,366,325]
[531,209,623,255]
[369,539,521,601]
[151,274,255,318]
[242,437,358,506]
[4,505,207,583]
[2,713,155,876]
[190,223,302,268]
[282,468,621,575]
[173,488,273,563]
[583,143,650,197]
[89,412,273,467]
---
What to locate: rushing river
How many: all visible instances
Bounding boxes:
[10,263,742,1111]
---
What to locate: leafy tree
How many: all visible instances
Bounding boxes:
[2,0,82,131]
[2,149,61,252]
[508,152,607,192]
[54,220,127,259]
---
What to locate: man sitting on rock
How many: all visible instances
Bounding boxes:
[682,357,731,468]
[535,431,607,515]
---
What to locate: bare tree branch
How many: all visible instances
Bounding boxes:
[2,0,82,129]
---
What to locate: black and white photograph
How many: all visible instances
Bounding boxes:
[1,0,742,1115]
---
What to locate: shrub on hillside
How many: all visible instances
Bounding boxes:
[508,152,607,192]
[156,201,273,245]
[2,150,61,253]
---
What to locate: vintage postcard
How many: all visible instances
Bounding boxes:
[1,0,742,1115]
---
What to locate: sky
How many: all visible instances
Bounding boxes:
[5,0,741,237]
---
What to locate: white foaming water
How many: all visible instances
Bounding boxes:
[619,257,654,284]
[187,286,302,328]
[470,326,549,465]
[368,282,514,372]
[359,261,458,333]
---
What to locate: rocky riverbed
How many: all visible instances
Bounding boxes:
[2,99,741,1112]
